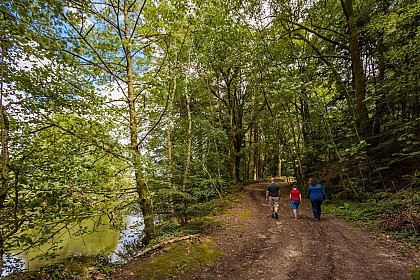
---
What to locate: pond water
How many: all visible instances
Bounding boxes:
[1,214,144,278]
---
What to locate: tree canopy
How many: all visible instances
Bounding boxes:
[1,0,419,274]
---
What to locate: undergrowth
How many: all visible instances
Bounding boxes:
[323,188,419,247]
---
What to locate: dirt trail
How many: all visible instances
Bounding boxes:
[177,183,419,280]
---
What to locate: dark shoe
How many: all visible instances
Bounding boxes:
[272,214,275,218]
[275,213,278,219]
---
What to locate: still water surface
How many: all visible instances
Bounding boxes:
[1,215,143,277]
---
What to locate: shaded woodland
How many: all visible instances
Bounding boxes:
[1,0,419,274]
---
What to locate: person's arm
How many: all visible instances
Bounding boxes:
[299,193,302,203]
[322,185,327,199]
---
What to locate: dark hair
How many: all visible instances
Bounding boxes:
[308,178,318,185]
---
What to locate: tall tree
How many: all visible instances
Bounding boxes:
[0,0,129,273]
[61,0,166,243]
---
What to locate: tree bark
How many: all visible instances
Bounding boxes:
[123,0,154,244]
[181,46,192,225]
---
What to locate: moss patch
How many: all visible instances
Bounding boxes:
[239,210,251,220]
[132,239,224,279]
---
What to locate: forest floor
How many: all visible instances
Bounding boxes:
[115,182,419,280]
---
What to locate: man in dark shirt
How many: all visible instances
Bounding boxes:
[266,177,280,219]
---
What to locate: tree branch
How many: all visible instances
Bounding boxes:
[289,21,349,50]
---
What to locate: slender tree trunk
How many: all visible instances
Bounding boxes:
[277,142,282,178]
[0,106,8,275]
[233,90,244,181]
[0,43,9,273]
[286,103,304,180]
[373,35,385,134]
[181,47,192,225]
[253,127,259,180]
[341,0,371,139]
[230,142,236,181]
[167,41,177,197]
[234,135,242,180]
[300,94,310,146]
[123,1,153,244]
[227,87,237,182]
[252,93,259,180]
[207,85,224,190]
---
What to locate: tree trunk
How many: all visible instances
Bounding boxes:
[341,0,371,139]
[0,105,9,275]
[253,127,259,180]
[123,1,154,244]
[252,93,259,180]
[373,33,385,135]
[167,37,178,196]
[0,42,9,272]
[277,142,282,178]
[181,47,192,225]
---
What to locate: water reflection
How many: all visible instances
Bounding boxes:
[1,254,25,277]
[111,215,144,262]
[1,214,144,278]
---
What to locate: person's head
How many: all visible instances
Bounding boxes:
[308,178,318,186]
[291,182,297,189]
[270,177,275,183]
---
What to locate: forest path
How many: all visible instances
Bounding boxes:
[177,182,418,280]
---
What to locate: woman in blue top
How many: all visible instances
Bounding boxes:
[307,178,326,221]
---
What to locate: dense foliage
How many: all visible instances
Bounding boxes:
[1,0,418,275]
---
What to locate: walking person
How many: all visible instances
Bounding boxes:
[307,178,326,221]
[266,178,280,219]
[289,183,302,219]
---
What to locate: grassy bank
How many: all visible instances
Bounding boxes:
[125,238,223,280]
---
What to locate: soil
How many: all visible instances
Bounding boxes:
[116,183,420,280]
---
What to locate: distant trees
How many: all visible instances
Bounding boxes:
[249,0,419,194]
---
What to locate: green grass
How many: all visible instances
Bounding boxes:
[132,239,224,279]
[409,266,420,280]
